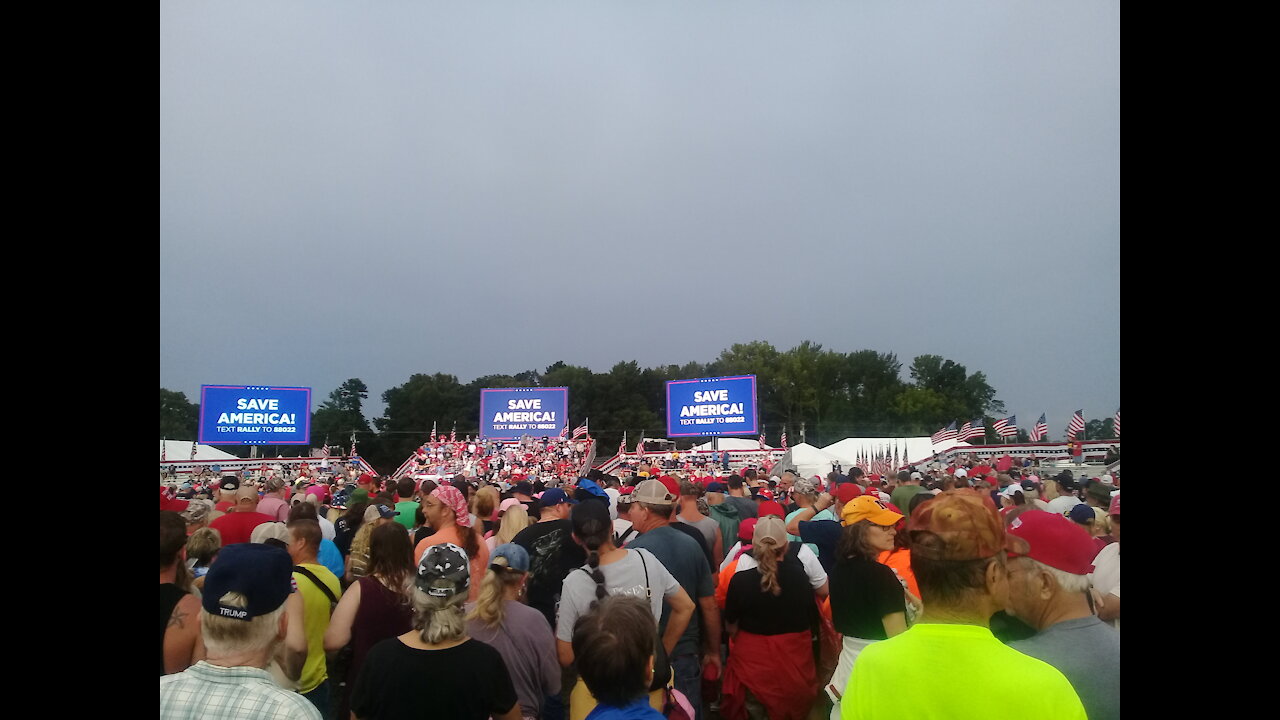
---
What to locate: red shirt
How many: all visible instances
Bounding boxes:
[209,511,275,545]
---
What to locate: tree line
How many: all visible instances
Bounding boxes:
[160,340,1108,474]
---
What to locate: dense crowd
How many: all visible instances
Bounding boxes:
[160,452,1120,720]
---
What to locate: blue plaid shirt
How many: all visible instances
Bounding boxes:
[160,661,321,720]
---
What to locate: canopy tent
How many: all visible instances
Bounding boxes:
[772,443,843,480]
[160,440,238,462]
[822,437,972,469]
[691,438,772,452]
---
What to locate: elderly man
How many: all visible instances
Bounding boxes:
[256,477,292,523]
[840,490,1086,720]
[213,476,241,514]
[1005,511,1120,720]
[209,483,275,545]
[160,543,322,720]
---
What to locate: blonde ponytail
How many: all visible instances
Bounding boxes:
[753,537,783,596]
[465,556,524,629]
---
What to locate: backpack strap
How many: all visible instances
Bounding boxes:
[294,565,339,608]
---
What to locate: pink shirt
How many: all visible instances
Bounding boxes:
[256,496,290,523]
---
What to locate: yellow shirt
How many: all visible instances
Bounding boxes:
[292,563,341,694]
[842,623,1086,720]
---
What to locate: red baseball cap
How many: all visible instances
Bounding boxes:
[758,500,785,519]
[657,475,681,497]
[836,483,862,503]
[1006,510,1098,575]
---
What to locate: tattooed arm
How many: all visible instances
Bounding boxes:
[163,593,203,675]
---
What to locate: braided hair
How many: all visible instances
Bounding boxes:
[571,500,615,606]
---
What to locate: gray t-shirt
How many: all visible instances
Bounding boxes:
[627,525,716,657]
[676,514,720,555]
[1008,616,1120,720]
[465,599,561,719]
[555,548,679,644]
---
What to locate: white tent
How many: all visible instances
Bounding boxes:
[692,438,772,452]
[822,437,972,468]
[775,443,843,479]
[160,440,238,462]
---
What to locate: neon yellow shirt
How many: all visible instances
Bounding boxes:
[292,563,341,694]
[841,623,1086,720]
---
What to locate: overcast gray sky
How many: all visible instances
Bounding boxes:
[160,1,1119,439]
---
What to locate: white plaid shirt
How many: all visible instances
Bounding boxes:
[160,661,321,720]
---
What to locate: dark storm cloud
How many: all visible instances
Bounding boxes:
[161,1,1119,435]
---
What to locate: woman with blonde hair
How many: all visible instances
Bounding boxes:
[486,500,534,554]
[184,526,222,593]
[472,485,501,537]
[349,543,522,720]
[465,543,560,720]
[721,515,818,720]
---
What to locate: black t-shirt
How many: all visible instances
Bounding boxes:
[334,517,358,556]
[351,637,517,720]
[512,518,587,628]
[829,555,905,640]
[724,561,815,636]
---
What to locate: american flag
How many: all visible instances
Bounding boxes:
[636,437,644,459]
[759,433,766,450]
[189,441,198,460]
[780,429,788,450]
[992,415,1017,438]
[1113,408,1120,437]
[431,421,437,444]
[571,422,588,440]
[1030,414,1048,442]
[620,430,627,456]
[558,425,570,440]
[449,425,457,443]
[931,421,958,445]
[959,417,985,441]
[1066,410,1085,440]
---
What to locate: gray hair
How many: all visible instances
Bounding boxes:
[201,591,284,656]
[1027,557,1091,594]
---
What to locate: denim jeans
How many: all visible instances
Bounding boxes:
[300,678,331,720]
[671,653,702,720]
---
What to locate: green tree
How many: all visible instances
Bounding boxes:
[312,379,376,464]
[160,388,199,439]
[374,373,473,466]
[1085,418,1116,440]
[908,355,1004,422]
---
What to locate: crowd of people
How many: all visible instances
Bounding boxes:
[161,450,1120,720]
